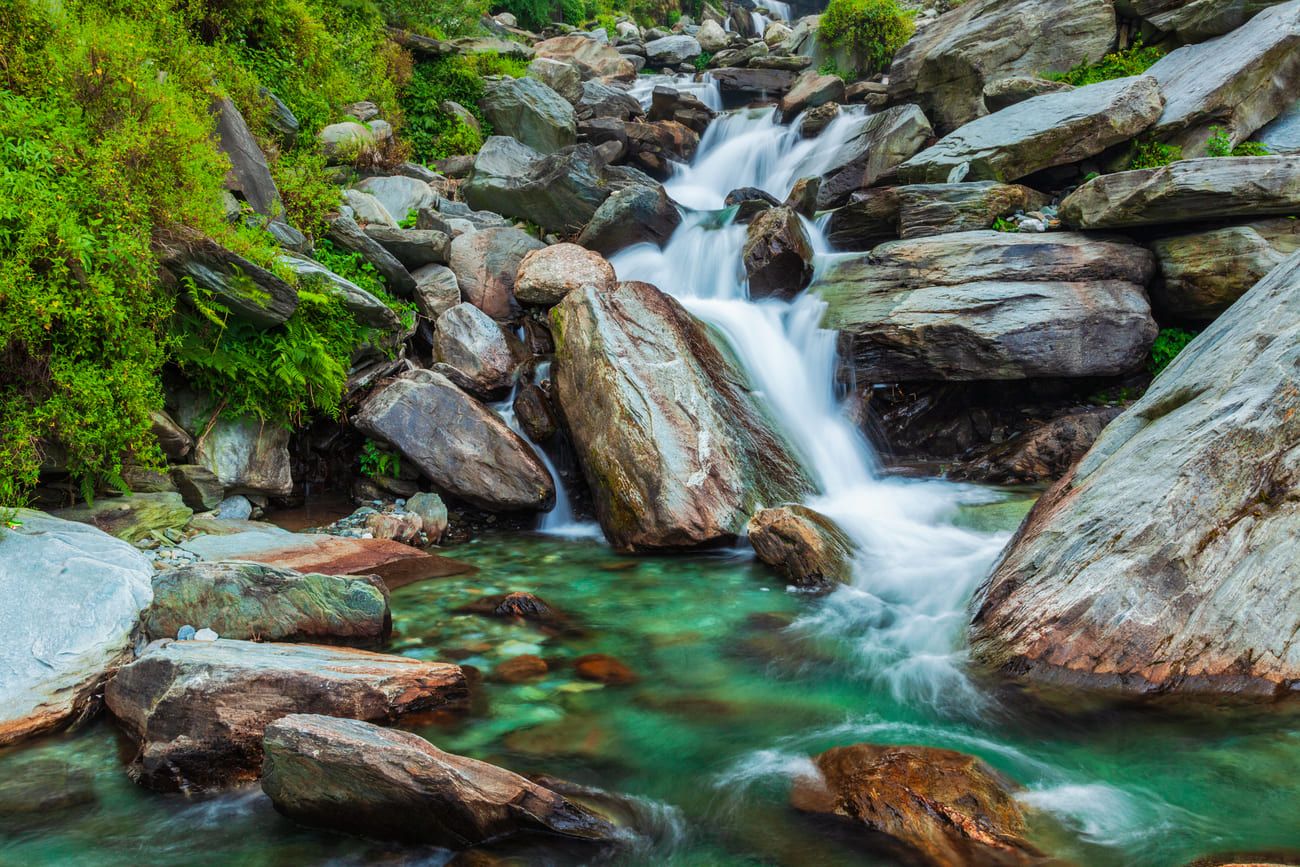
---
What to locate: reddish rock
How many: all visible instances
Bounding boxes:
[574,654,639,685]
[494,655,549,683]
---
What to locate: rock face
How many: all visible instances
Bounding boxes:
[528,57,582,104]
[970,251,1300,701]
[791,743,1041,866]
[1132,0,1287,41]
[0,512,153,747]
[362,226,451,270]
[327,212,416,297]
[354,175,436,224]
[1060,157,1300,229]
[535,34,636,80]
[1257,97,1300,154]
[644,34,702,66]
[576,185,681,256]
[354,370,555,511]
[1145,0,1300,155]
[105,639,467,790]
[778,70,845,123]
[551,280,811,551]
[896,76,1164,183]
[515,243,617,306]
[887,0,1117,134]
[747,504,856,590]
[621,120,699,180]
[1148,218,1300,321]
[261,715,620,847]
[982,75,1073,112]
[448,225,546,321]
[141,562,390,645]
[959,406,1121,484]
[212,97,281,218]
[815,105,933,208]
[434,302,516,396]
[480,76,577,154]
[816,231,1157,381]
[742,207,815,299]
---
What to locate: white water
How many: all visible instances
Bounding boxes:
[751,0,791,36]
[609,91,1011,708]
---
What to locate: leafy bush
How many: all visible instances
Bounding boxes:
[1128,136,1183,170]
[399,53,526,163]
[382,0,489,36]
[1148,327,1197,375]
[493,0,559,30]
[1046,39,1165,86]
[274,148,342,236]
[818,0,914,78]
[1205,126,1271,157]
[359,439,401,478]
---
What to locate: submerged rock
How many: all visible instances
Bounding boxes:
[0,511,153,747]
[970,251,1300,701]
[105,639,467,790]
[574,654,639,685]
[551,280,811,551]
[747,504,856,590]
[261,714,620,847]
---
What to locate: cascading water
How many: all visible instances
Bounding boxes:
[750,0,791,36]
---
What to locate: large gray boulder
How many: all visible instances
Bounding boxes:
[815,231,1157,381]
[815,105,933,208]
[177,401,293,498]
[1131,0,1287,41]
[1145,0,1300,155]
[887,0,1118,134]
[412,263,461,320]
[354,370,554,511]
[644,34,702,66]
[105,638,467,789]
[448,225,545,322]
[576,184,682,255]
[1060,156,1300,229]
[480,76,577,154]
[527,57,583,104]
[261,715,621,848]
[434,302,517,396]
[362,226,450,270]
[1256,97,1300,154]
[353,176,437,224]
[0,512,153,747]
[970,251,1300,701]
[1149,218,1300,321]
[211,97,281,218]
[896,76,1164,183]
[575,80,644,121]
[550,280,811,552]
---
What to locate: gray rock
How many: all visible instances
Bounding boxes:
[528,57,583,104]
[151,410,193,460]
[982,76,1074,113]
[169,464,225,511]
[575,80,644,121]
[0,511,153,747]
[515,243,617,305]
[743,207,814,299]
[1256,97,1300,154]
[354,176,438,226]
[362,226,451,270]
[747,504,856,591]
[551,280,811,551]
[970,250,1300,701]
[259,88,299,145]
[480,76,577,154]
[211,97,281,218]
[711,66,797,95]
[412,263,462,320]
[645,34,702,66]
[279,254,404,331]
[778,71,845,123]
[958,406,1121,484]
[897,76,1164,183]
[576,184,682,255]
[326,212,416,296]
[1132,0,1289,44]
[158,233,297,329]
[448,225,546,321]
[1146,1,1300,155]
[341,189,397,227]
[404,491,449,542]
[887,0,1117,134]
[798,102,841,138]
[354,370,555,511]
[53,492,193,544]
[1060,156,1300,229]
[697,18,730,52]
[893,181,1049,240]
[825,188,902,251]
[815,231,1158,380]
[451,36,534,59]
[177,399,293,498]
[216,496,253,520]
[438,99,480,134]
[318,121,391,163]
[710,41,768,69]
[816,104,933,208]
[435,303,516,396]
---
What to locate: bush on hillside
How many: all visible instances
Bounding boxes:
[818,0,914,78]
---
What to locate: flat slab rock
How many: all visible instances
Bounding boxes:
[261,714,622,848]
[105,638,468,790]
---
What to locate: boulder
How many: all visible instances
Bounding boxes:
[747,504,856,590]
[1131,0,1288,41]
[577,183,682,254]
[354,370,555,511]
[778,71,845,123]
[958,406,1121,484]
[0,511,152,746]
[354,176,437,224]
[726,187,782,223]
[1059,156,1300,229]
[575,80,644,121]
[326,211,416,296]
[1148,218,1300,321]
[280,253,404,331]
[742,207,815,299]
[894,181,1049,240]
[785,176,822,217]
[792,743,1041,866]
[412,263,462,321]
[104,639,467,789]
[141,561,389,645]
[1256,97,1300,154]
[169,464,225,511]
[798,101,841,138]
[696,18,730,52]
[970,251,1300,700]
[514,381,559,442]
[448,225,546,321]
[815,104,933,209]
[405,491,449,542]
[434,302,517,396]
[185,412,293,498]
[53,492,192,544]
[157,233,297,329]
[644,34,702,66]
[318,120,393,163]
[151,410,193,460]
[480,77,577,154]
[1145,0,1300,155]
[527,57,583,104]
[815,231,1158,381]
[261,715,620,847]
[622,119,699,180]
[535,34,637,80]
[711,67,797,95]
[887,0,1117,134]
[550,280,811,551]
[211,97,280,218]
[825,188,901,250]
[362,226,450,270]
[982,76,1073,112]
[710,41,769,69]
[515,243,617,306]
[896,75,1164,183]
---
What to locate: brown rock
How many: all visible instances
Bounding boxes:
[574,654,638,685]
[622,120,700,181]
[513,381,559,443]
[449,226,546,322]
[515,243,617,307]
[742,207,814,300]
[959,407,1121,484]
[364,511,424,545]
[779,71,845,123]
[747,504,856,590]
[494,655,549,683]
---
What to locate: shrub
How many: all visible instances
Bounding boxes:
[273,148,342,237]
[399,53,525,163]
[493,0,558,30]
[1205,126,1271,158]
[1148,327,1197,375]
[818,0,914,78]
[1046,39,1165,86]
[382,0,489,36]
[1128,136,1183,170]
[359,439,401,478]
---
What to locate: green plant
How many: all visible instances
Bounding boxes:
[312,239,417,326]
[399,52,525,163]
[992,216,1019,232]
[1205,126,1271,157]
[596,13,619,37]
[818,58,845,77]
[359,439,401,478]
[818,0,914,78]
[273,148,342,237]
[493,0,558,30]
[1128,136,1183,170]
[1046,39,1165,86]
[383,0,489,36]
[694,51,714,72]
[398,210,419,228]
[1148,327,1197,375]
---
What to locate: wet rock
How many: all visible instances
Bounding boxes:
[435,303,517,397]
[354,370,555,511]
[647,86,715,135]
[362,226,451,270]
[480,77,577,154]
[405,491,449,542]
[816,231,1157,381]
[747,504,856,590]
[710,67,797,96]
[494,654,549,683]
[815,104,933,209]
[141,561,390,645]
[106,639,467,790]
[0,511,153,747]
[53,492,192,544]
[0,757,97,820]
[169,465,225,511]
[261,714,619,847]
[551,280,811,551]
[970,251,1300,701]
[1060,157,1300,229]
[513,381,559,443]
[785,176,821,218]
[726,186,782,223]
[448,225,546,322]
[516,243,617,307]
[791,743,1041,866]
[535,34,637,80]
[898,75,1164,183]
[157,233,297,329]
[826,188,901,250]
[211,97,281,218]
[622,119,699,180]
[528,57,583,104]
[574,654,639,685]
[778,70,845,123]
[742,207,814,299]
[576,184,681,255]
[982,76,1074,112]
[354,175,438,224]
[798,101,841,138]
[958,406,1121,484]
[887,0,1117,134]
[413,263,462,321]
[326,211,416,296]
[575,80,644,122]
[644,34,702,66]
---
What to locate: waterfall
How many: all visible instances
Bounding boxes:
[610,86,1011,709]
[751,0,791,35]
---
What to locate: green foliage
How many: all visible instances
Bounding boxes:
[399,53,525,163]
[359,439,401,478]
[398,210,419,228]
[312,239,416,327]
[818,0,914,78]
[1205,126,1271,158]
[273,149,342,237]
[818,58,846,77]
[383,0,489,37]
[1230,140,1271,156]
[1046,39,1165,86]
[991,216,1019,232]
[596,13,619,37]
[1148,327,1197,376]
[694,51,714,72]
[1128,136,1183,170]
[493,0,559,30]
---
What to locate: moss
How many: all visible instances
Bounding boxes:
[818,0,914,79]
